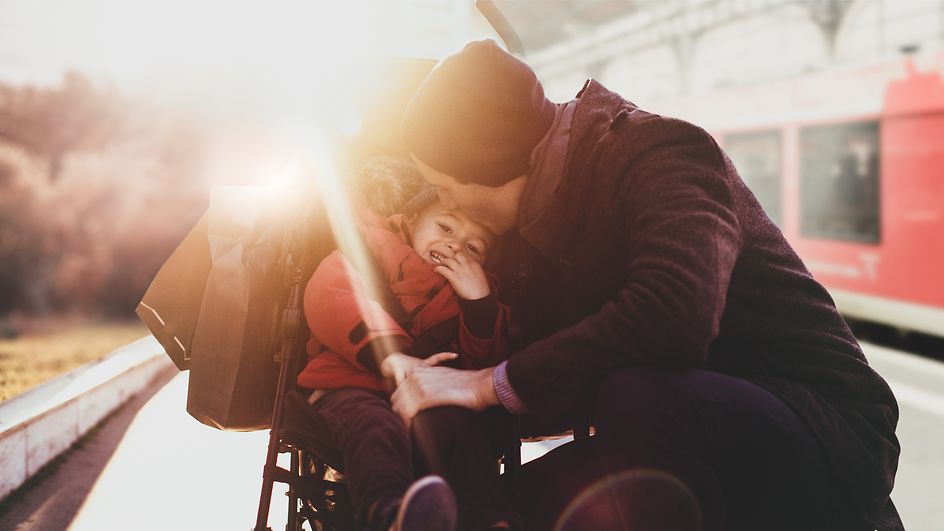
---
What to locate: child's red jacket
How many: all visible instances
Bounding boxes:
[296,210,510,393]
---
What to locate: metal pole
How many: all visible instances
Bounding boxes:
[253,253,304,531]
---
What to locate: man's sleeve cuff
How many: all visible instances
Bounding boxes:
[492,361,528,414]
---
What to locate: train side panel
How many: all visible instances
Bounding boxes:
[670,56,944,336]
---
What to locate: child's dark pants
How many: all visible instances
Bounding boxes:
[285,387,515,531]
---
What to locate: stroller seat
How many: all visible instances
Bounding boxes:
[282,389,346,472]
[278,389,354,531]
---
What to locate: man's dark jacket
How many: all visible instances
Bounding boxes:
[495,80,902,530]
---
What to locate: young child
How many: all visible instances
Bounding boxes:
[287,157,516,531]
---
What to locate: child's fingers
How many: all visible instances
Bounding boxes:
[437,256,458,270]
[425,352,459,366]
[394,368,407,386]
[455,255,482,274]
[434,265,457,280]
[450,255,476,269]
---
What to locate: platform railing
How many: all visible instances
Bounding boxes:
[0,335,173,502]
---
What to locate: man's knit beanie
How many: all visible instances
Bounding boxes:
[401,39,556,187]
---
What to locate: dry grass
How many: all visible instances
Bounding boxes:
[0,320,149,402]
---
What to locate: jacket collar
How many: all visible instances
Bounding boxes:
[516,80,628,261]
[518,100,576,226]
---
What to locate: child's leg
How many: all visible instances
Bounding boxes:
[285,387,412,530]
[410,406,520,530]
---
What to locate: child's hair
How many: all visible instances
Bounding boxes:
[400,186,440,220]
[353,154,445,220]
[354,155,428,216]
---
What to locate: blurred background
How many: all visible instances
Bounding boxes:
[0,0,941,404]
[0,0,502,399]
[0,0,942,528]
[2,0,942,402]
[513,0,944,343]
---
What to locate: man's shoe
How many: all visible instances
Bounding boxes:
[390,475,457,531]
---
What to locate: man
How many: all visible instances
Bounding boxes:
[392,39,902,531]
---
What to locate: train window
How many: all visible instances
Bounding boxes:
[799,121,880,243]
[724,131,782,226]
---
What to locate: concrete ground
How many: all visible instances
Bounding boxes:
[0,342,941,530]
[864,342,944,531]
[0,367,292,531]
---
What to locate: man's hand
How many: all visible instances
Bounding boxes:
[434,251,490,300]
[380,351,458,386]
[390,365,499,424]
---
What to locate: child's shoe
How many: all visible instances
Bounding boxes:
[389,475,457,531]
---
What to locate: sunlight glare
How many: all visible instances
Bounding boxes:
[255,158,302,190]
[0,0,502,164]
[69,372,286,530]
[308,137,403,369]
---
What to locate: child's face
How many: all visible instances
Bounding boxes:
[411,203,495,265]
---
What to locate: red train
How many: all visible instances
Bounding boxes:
[655,54,944,338]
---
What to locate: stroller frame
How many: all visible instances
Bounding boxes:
[250,207,354,531]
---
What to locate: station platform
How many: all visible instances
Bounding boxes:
[0,366,293,531]
[0,340,941,530]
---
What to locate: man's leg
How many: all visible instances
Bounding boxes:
[513,368,868,531]
[411,406,520,530]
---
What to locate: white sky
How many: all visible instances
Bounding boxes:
[0,0,498,128]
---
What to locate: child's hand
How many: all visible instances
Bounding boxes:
[380,351,458,386]
[434,251,491,300]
